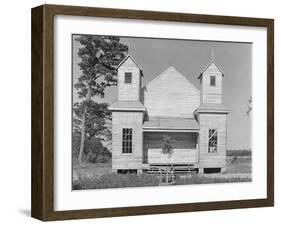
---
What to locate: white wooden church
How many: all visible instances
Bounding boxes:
[108,55,229,174]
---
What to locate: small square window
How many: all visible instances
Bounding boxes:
[124,72,132,84]
[210,76,216,86]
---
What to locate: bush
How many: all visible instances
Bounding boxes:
[73,173,159,190]
[231,156,238,163]
[162,135,175,155]
[72,134,112,163]
[227,149,252,157]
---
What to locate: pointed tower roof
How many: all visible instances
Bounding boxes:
[198,60,224,79]
[198,49,224,79]
[116,55,143,76]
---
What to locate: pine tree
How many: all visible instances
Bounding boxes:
[74,35,128,162]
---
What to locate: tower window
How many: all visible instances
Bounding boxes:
[208,129,218,153]
[210,76,216,86]
[122,128,132,153]
[124,72,132,84]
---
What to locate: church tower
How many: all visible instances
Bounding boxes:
[109,55,145,174]
[195,53,229,174]
[117,55,143,101]
[198,59,224,105]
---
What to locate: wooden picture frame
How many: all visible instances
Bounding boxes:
[31,4,274,221]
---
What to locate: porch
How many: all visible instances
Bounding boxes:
[142,117,200,170]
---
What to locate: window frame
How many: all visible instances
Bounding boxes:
[124,72,132,84]
[210,75,216,86]
[122,128,133,154]
[208,128,218,153]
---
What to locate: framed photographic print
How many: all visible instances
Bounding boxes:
[31,4,274,221]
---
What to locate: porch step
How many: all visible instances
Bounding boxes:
[145,164,198,175]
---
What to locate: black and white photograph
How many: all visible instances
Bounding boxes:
[72,34,252,190]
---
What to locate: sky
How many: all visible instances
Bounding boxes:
[73,35,252,149]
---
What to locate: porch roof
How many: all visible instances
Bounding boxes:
[193,103,229,115]
[108,100,146,111]
[143,117,199,131]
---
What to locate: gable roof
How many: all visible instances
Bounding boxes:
[145,66,199,91]
[198,60,224,79]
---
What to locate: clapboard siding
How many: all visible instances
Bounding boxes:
[198,114,227,168]
[201,62,223,104]
[111,112,143,170]
[110,57,228,173]
[118,57,141,101]
[144,67,200,118]
[148,149,197,164]
[143,132,198,163]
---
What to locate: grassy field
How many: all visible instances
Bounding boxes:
[73,154,252,190]
[226,156,251,174]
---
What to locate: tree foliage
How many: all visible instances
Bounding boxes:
[73,35,128,163]
[73,100,111,137]
[74,35,128,98]
[72,132,111,163]
[161,135,175,156]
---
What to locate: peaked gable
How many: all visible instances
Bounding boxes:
[198,61,224,79]
[116,55,142,70]
[144,66,200,118]
[145,66,198,91]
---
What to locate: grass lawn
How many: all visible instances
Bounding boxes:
[73,162,112,177]
[226,156,251,174]
[73,155,252,190]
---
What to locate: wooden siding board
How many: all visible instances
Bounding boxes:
[201,62,223,104]
[198,114,227,168]
[118,57,141,101]
[148,149,197,164]
[144,67,200,118]
[143,117,199,130]
[111,112,144,170]
[113,58,228,170]
[144,132,198,164]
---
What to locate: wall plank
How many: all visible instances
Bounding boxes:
[144,67,200,118]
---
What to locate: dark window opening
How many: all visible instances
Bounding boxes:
[204,168,221,174]
[208,129,218,153]
[122,128,132,153]
[210,76,216,86]
[124,72,132,83]
[117,169,137,174]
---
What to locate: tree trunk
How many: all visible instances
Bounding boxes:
[78,83,91,163]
